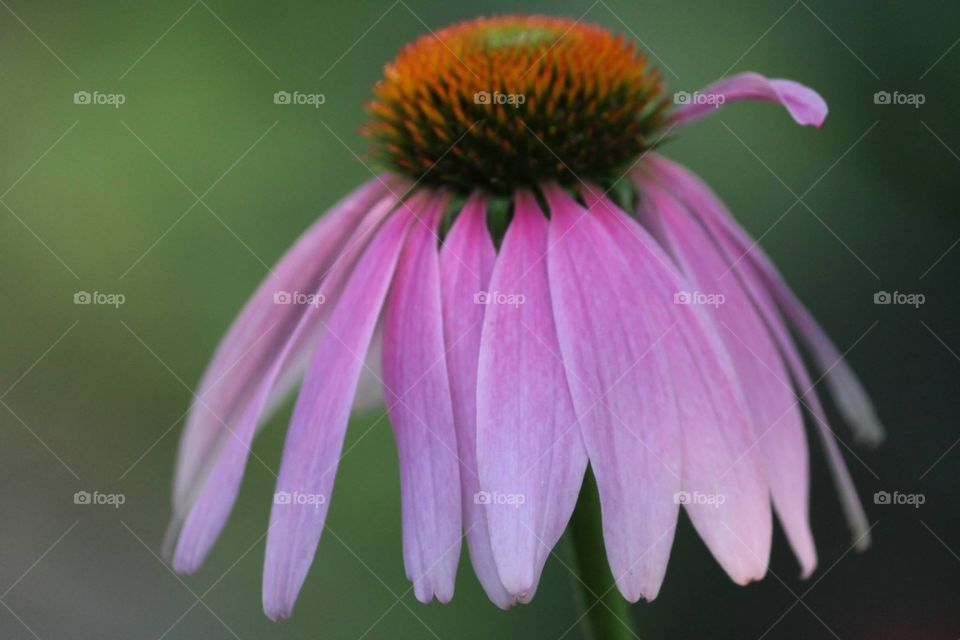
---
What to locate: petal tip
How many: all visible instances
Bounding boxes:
[262,577,297,621]
[616,576,660,604]
[170,538,201,576]
[263,602,292,622]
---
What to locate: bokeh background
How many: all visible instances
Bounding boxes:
[1,1,957,638]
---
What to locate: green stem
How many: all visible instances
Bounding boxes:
[568,468,638,640]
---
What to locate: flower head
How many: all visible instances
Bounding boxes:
[168,14,880,622]
[364,15,666,193]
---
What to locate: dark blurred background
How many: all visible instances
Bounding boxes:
[0,1,957,638]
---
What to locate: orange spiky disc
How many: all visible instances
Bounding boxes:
[363,15,668,194]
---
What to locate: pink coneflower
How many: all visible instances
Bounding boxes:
[167,15,882,622]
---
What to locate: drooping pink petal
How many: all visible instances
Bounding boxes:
[171,190,404,570]
[641,158,872,549]
[350,331,385,416]
[729,265,872,550]
[637,180,817,576]
[544,184,681,601]
[171,176,401,524]
[476,190,588,601]
[581,186,772,585]
[261,194,421,620]
[670,72,827,128]
[382,192,462,604]
[644,154,884,446]
[439,193,513,608]
[262,324,384,423]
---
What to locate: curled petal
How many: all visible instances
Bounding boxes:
[671,72,827,128]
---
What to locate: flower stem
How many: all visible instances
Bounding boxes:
[568,467,638,640]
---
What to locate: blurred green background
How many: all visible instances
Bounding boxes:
[1,1,957,638]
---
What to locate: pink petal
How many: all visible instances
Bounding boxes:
[171,187,403,570]
[382,192,462,603]
[544,185,681,601]
[637,180,816,577]
[645,155,883,446]
[582,187,772,586]
[439,193,513,608]
[644,156,871,550]
[671,72,828,128]
[476,191,588,601]
[732,267,871,551]
[261,196,419,620]
[171,176,400,522]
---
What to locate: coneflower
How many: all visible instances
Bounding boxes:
[167,14,882,625]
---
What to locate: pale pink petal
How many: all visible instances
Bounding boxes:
[171,190,403,570]
[382,193,462,603]
[350,331,385,416]
[261,327,383,422]
[637,180,816,576]
[439,193,513,608]
[476,190,588,601]
[582,187,772,585]
[671,72,827,128]
[644,155,883,446]
[544,185,680,601]
[171,176,401,522]
[733,270,872,551]
[261,196,420,620]
[643,158,871,550]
